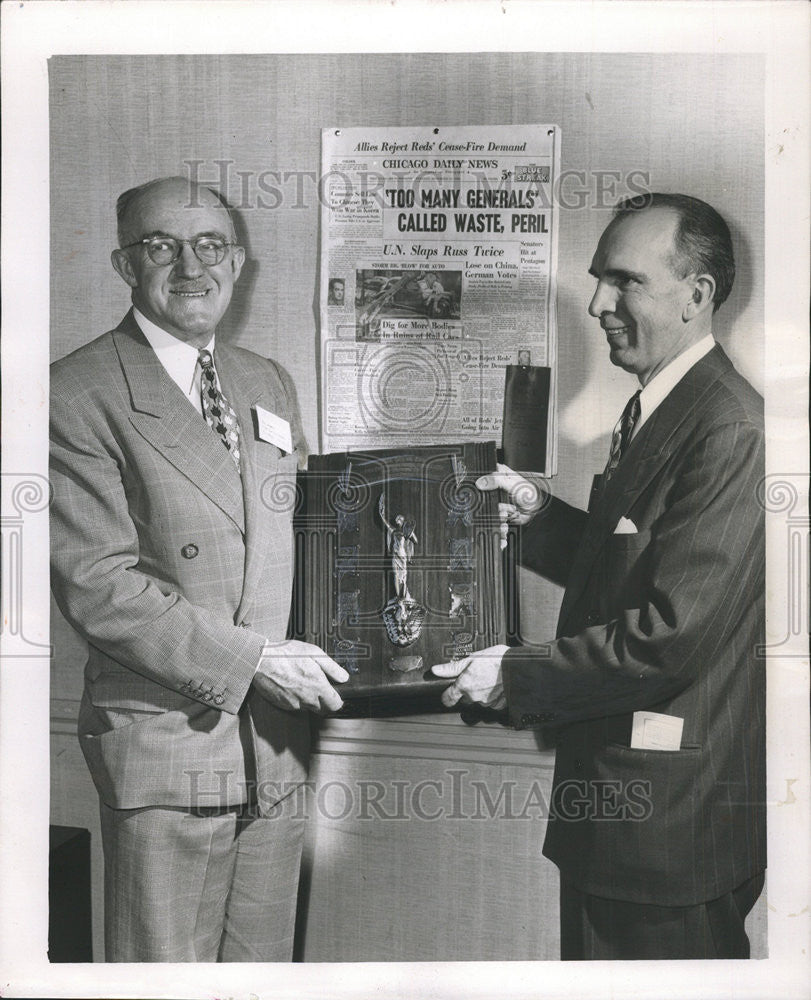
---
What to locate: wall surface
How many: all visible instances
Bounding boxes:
[48,52,765,961]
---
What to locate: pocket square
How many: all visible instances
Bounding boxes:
[614,516,638,534]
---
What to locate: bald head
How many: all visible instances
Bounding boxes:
[116,177,236,247]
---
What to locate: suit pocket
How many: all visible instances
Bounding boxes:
[548,736,714,903]
[605,740,701,757]
[606,527,651,553]
[600,528,652,611]
[549,738,703,831]
[94,706,166,732]
[597,740,704,815]
[257,449,301,518]
[87,664,179,713]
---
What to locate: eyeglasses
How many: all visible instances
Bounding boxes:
[120,235,237,267]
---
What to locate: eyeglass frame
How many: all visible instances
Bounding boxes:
[118,233,240,267]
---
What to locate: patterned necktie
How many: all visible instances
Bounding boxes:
[604,389,641,481]
[198,349,241,470]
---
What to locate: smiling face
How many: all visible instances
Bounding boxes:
[588,207,706,385]
[112,179,244,347]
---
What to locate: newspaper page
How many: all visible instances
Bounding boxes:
[320,125,560,474]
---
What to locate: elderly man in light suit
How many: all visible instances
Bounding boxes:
[434,194,765,960]
[50,176,348,962]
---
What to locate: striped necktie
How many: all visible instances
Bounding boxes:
[604,389,641,481]
[198,349,241,471]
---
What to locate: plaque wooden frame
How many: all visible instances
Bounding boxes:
[292,442,508,713]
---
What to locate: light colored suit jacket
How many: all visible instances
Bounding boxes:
[504,345,766,906]
[50,311,309,815]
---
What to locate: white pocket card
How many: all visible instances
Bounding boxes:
[614,516,638,534]
[630,711,684,750]
[253,405,293,454]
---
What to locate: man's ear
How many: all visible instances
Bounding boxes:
[683,274,716,320]
[230,245,245,282]
[111,248,138,288]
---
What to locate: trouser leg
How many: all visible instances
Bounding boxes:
[100,801,239,962]
[218,802,306,962]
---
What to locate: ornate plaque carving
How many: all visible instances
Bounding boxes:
[292,442,508,712]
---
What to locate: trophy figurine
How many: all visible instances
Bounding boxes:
[378,494,426,668]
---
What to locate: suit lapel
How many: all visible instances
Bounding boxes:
[215,344,288,619]
[112,312,245,532]
[557,346,732,633]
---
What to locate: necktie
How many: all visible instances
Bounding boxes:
[198,349,241,470]
[604,389,641,480]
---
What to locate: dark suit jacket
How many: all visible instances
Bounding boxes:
[50,312,309,815]
[503,345,766,906]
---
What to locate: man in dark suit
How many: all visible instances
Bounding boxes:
[50,176,349,961]
[433,193,765,960]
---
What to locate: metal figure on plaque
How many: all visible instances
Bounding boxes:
[378,494,426,671]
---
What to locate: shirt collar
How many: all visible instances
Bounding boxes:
[133,307,215,396]
[635,334,715,434]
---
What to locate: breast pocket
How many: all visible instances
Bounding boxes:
[601,528,652,610]
[257,448,301,521]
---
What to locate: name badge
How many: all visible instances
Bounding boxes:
[253,405,293,454]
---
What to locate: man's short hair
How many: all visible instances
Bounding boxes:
[613,193,735,312]
[116,177,234,246]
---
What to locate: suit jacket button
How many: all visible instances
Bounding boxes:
[214,694,225,705]
[585,611,600,625]
[181,544,199,559]
[203,691,213,702]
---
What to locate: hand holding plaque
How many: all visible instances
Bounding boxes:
[252,639,349,714]
[475,463,549,548]
[431,645,510,709]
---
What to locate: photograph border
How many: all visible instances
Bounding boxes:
[1,2,808,998]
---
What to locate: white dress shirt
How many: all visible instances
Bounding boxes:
[133,307,214,417]
[633,335,715,438]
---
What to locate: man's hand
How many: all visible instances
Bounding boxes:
[252,640,349,714]
[475,463,548,549]
[431,645,509,709]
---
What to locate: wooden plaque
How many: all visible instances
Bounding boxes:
[292,442,506,712]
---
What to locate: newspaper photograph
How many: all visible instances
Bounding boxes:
[320,125,560,473]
